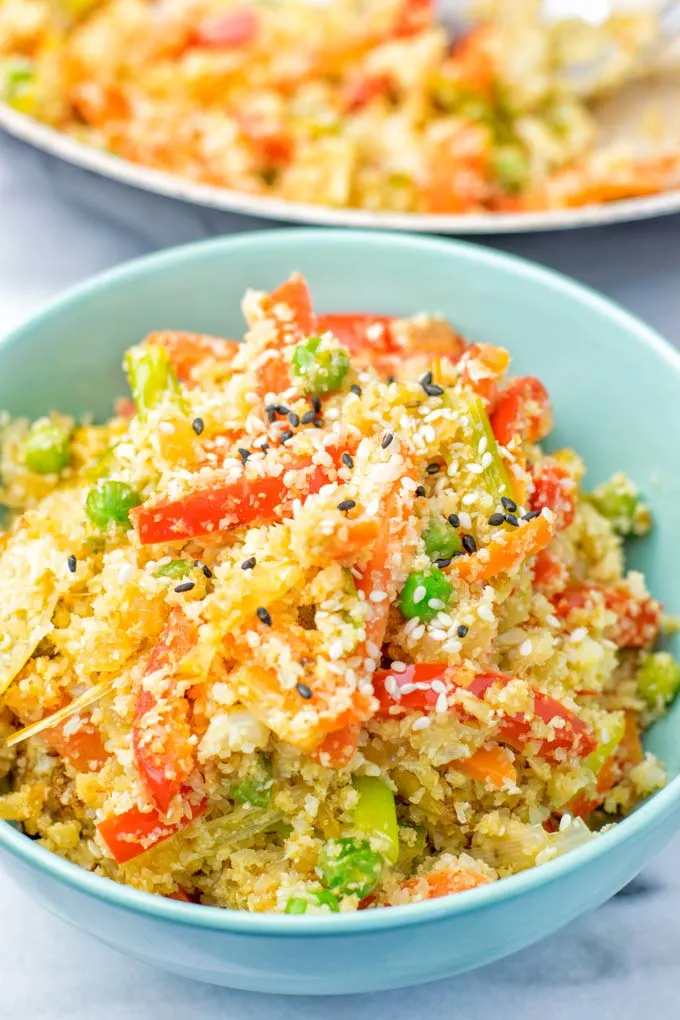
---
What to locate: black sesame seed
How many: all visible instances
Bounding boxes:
[416,485,427,498]
[191,417,204,436]
[350,384,362,397]
[523,509,541,521]
[238,447,250,464]
[174,581,195,594]
[280,429,294,444]
[457,624,469,638]
[461,534,477,555]
[337,499,356,512]
[342,452,354,469]
[296,682,313,700]
[256,606,272,627]
[426,462,441,475]
[420,371,433,387]
[301,410,316,425]
[311,396,322,414]
[488,512,505,526]
[67,554,77,573]
[265,406,277,424]
[434,557,452,569]
[201,564,213,579]
[448,513,460,528]
[381,432,394,449]
[423,382,445,397]
[259,443,269,455]
[288,411,300,428]
[501,496,517,513]
[504,513,520,527]
[241,556,256,570]
[275,405,290,415]
[386,375,395,385]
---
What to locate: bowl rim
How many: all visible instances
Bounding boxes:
[1,226,680,936]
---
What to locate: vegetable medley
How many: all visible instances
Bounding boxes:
[0,0,677,216]
[0,275,677,913]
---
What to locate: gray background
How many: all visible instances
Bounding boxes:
[1,129,679,1018]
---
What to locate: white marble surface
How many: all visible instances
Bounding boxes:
[2,129,680,1018]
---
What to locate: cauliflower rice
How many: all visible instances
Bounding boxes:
[0,275,676,914]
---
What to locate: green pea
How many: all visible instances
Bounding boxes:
[154,559,193,580]
[284,890,340,914]
[316,837,382,899]
[637,652,680,708]
[124,344,182,420]
[398,568,453,621]
[291,336,350,396]
[232,753,273,809]
[422,517,463,562]
[85,480,143,530]
[24,419,71,475]
[492,145,529,194]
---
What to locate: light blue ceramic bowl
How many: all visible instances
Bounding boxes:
[1,230,679,995]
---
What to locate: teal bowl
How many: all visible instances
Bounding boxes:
[1,230,679,994]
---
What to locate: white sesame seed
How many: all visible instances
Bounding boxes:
[441,639,462,654]
[158,421,175,434]
[431,680,446,694]
[366,322,385,341]
[519,639,533,656]
[429,628,448,641]
[481,452,493,469]
[458,512,472,528]
[412,716,431,731]
[118,564,135,584]
[428,598,446,611]
[467,463,484,475]
[246,630,260,648]
[477,604,495,623]
[401,476,418,492]
[546,614,560,628]
[570,627,588,643]
[541,506,556,523]
[422,424,436,444]
[328,639,344,660]
[384,675,399,697]
[363,658,377,672]
[366,641,380,659]
[325,408,340,420]
[462,492,477,505]
[477,435,488,455]
[391,661,406,673]
[369,591,388,603]
[410,624,426,641]
[412,585,427,605]
[559,813,573,831]
[435,692,448,714]
[403,617,419,636]
[365,498,380,517]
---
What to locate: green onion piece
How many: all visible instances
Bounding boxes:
[353,775,399,864]
[462,393,515,500]
[316,837,382,899]
[588,472,651,537]
[398,568,453,622]
[154,559,193,580]
[232,753,273,809]
[85,480,142,530]
[637,652,680,708]
[124,344,182,420]
[582,712,626,777]
[285,897,308,914]
[23,419,71,475]
[423,516,463,561]
[291,335,350,396]
[285,890,340,914]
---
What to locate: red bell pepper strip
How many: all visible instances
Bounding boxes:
[529,460,576,531]
[552,581,662,649]
[133,608,198,812]
[255,274,316,396]
[98,793,206,865]
[490,376,552,448]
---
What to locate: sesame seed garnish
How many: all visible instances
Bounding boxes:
[416,485,427,498]
[296,682,312,700]
[260,443,269,455]
[422,380,444,397]
[174,581,195,593]
[421,371,433,386]
[488,512,505,526]
[501,496,517,513]
[426,462,441,475]
[504,513,519,527]
[238,447,250,464]
[457,624,469,638]
[342,452,354,469]
[412,716,431,731]
[201,563,212,579]
[523,509,541,521]
[412,585,427,605]
[288,411,300,428]
[67,554,77,573]
[241,556,256,570]
[280,429,294,444]
[337,499,356,512]
[519,639,533,656]
[381,432,394,449]
[350,384,362,397]
[312,396,322,413]
[462,534,477,555]
[275,405,290,415]
[386,375,395,385]
[256,607,272,626]
[265,406,277,423]
[301,410,316,425]
[191,417,204,436]
[434,557,452,569]
[477,604,495,623]
[448,513,460,528]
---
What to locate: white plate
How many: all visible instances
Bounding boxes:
[2,68,680,234]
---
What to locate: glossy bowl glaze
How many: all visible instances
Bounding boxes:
[1,230,679,994]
